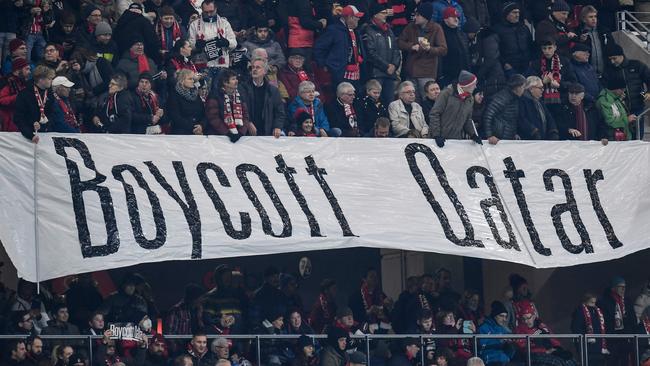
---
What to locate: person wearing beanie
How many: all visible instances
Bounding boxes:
[115,34,164,90]
[555,82,608,142]
[478,301,515,365]
[535,0,577,57]
[2,39,29,75]
[596,75,637,141]
[131,71,165,134]
[88,21,119,66]
[113,0,162,63]
[47,11,78,59]
[431,0,466,27]
[389,337,421,366]
[483,73,526,144]
[439,6,470,87]
[597,276,637,366]
[398,3,447,97]
[360,2,401,106]
[570,42,602,102]
[492,2,533,76]
[75,5,105,49]
[429,70,482,145]
[0,58,31,132]
[322,327,349,366]
[293,334,316,366]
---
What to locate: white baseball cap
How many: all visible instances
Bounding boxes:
[52,76,74,88]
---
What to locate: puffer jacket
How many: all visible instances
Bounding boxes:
[603,58,650,112]
[483,88,520,139]
[429,84,475,139]
[474,28,505,97]
[478,317,514,365]
[492,19,533,72]
[361,22,402,80]
[242,30,287,69]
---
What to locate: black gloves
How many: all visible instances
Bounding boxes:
[471,135,483,145]
[195,39,206,51]
[434,136,445,148]
[227,132,241,143]
[213,37,230,48]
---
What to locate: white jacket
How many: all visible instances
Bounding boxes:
[388,99,429,137]
[188,15,237,68]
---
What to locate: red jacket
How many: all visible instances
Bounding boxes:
[0,76,26,132]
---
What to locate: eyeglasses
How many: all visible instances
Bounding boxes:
[45,48,57,53]
[401,90,416,95]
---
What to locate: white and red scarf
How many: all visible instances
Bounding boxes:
[136,89,160,116]
[582,304,608,352]
[344,29,362,81]
[223,90,243,134]
[611,290,626,331]
[342,101,358,129]
[54,94,78,129]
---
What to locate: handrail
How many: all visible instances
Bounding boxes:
[618,11,650,51]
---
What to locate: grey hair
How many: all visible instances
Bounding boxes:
[397,80,415,94]
[298,80,316,94]
[252,48,268,59]
[467,358,485,366]
[365,79,382,93]
[175,69,195,87]
[251,57,269,72]
[525,76,543,89]
[216,360,232,366]
[336,82,355,98]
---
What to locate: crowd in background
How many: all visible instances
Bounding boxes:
[0,0,648,144]
[1,265,649,366]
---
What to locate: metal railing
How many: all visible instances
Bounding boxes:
[3,333,649,366]
[618,11,650,51]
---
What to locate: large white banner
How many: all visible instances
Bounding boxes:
[0,133,648,282]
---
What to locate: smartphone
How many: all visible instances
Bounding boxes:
[462,320,473,334]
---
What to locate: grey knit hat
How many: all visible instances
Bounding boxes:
[552,0,570,12]
[458,70,477,87]
[94,21,112,36]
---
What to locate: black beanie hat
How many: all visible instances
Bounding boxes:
[490,301,508,318]
[606,43,624,58]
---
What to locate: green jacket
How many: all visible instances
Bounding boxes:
[595,89,631,140]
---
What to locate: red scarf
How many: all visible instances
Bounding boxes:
[319,293,331,320]
[540,54,562,103]
[360,281,376,312]
[574,103,588,140]
[171,57,197,73]
[55,94,78,128]
[106,92,118,117]
[643,318,650,335]
[372,17,390,33]
[131,51,151,74]
[223,89,243,134]
[157,20,182,50]
[611,290,626,330]
[136,89,160,115]
[342,100,358,129]
[582,304,607,351]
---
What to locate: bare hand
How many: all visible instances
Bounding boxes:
[33,122,41,132]
[628,114,637,122]
[160,71,167,80]
[488,136,499,145]
[192,124,203,135]
[249,123,258,136]
[273,128,281,138]
[92,116,102,127]
[320,129,328,137]
[387,64,396,75]
[319,19,327,28]
[288,131,296,136]
[504,63,513,71]
[567,32,577,39]
[601,138,609,146]
[31,135,40,144]
[580,34,588,42]
[411,44,420,52]
[550,80,560,89]
[568,128,582,137]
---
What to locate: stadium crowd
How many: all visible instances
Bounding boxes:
[0,266,649,366]
[0,0,648,143]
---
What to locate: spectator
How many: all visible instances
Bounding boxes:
[570,43,602,102]
[292,108,319,137]
[210,337,229,361]
[361,3,401,106]
[517,76,559,140]
[435,268,462,314]
[76,5,104,49]
[249,266,285,328]
[535,0,576,57]
[186,332,216,366]
[421,81,441,119]
[310,279,338,334]
[638,307,650,356]
[23,0,54,63]
[256,310,290,366]
[132,72,165,134]
[243,0,278,31]
[3,39,31,76]
[436,310,474,366]
[166,283,203,335]
[86,311,105,335]
[286,0,327,62]
[114,3,161,62]
[286,308,315,334]
[432,0,466,26]
[243,22,286,72]
[14,65,56,142]
[314,5,364,89]
[596,78,636,141]
[604,43,650,121]
[116,36,163,90]
[41,303,81,350]
[389,80,428,138]
[469,20,504,99]
[325,82,363,137]
[292,335,317,366]
[439,7,470,88]
[349,352,367,366]
[90,72,133,133]
[348,268,390,326]
[359,79,388,134]
[492,2,533,76]
[407,309,436,363]
[188,0,237,81]
[483,73,526,144]
[576,5,607,77]
[458,289,484,328]
[598,276,637,366]
[635,279,650,321]
[366,116,392,138]
[459,0,489,27]
[4,339,27,366]
[321,327,349,366]
[0,0,22,65]
[165,38,199,88]
[429,70,482,146]
[144,333,169,366]
[205,69,254,141]
[48,11,77,59]
[7,311,34,335]
[168,69,205,135]
[156,6,186,61]
[571,293,610,365]
[52,345,74,366]
[24,336,45,366]
[91,21,118,65]
[50,75,81,132]
[398,3,447,97]
[556,82,607,142]
[38,43,69,75]
[100,273,149,322]
[278,50,318,102]
[389,337,420,366]
[288,81,330,137]
[239,57,286,138]
[0,58,31,132]
[478,301,515,366]
[63,274,103,331]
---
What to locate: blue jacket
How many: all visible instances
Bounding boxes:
[478,318,514,365]
[431,0,466,27]
[287,96,330,133]
[313,19,361,75]
[571,59,602,103]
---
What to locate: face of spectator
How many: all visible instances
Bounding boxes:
[251,60,267,80]
[473,91,484,104]
[495,313,508,327]
[513,85,525,97]
[182,72,196,89]
[123,283,136,295]
[437,356,448,366]
[19,314,33,331]
[529,82,543,99]
[150,341,165,356]
[399,85,416,104]
[553,11,569,24]
[415,13,428,26]
[583,12,597,28]
[340,315,354,327]
[366,270,379,289]
[569,92,584,106]
[56,85,71,98]
[609,55,624,67]
[106,341,116,356]
[202,2,216,17]
[422,276,434,293]
[288,55,304,69]
[303,345,314,358]
[37,75,54,90]
[541,45,556,59]
[272,316,284,329]
[192,335,208,354]
[30,339,43,356]
[88,10,103,26]
[367,88,380,100]
[584,296,597,307]
[573,50,590,63]
[614,284,626,297]
[214,343,228,359]
[13,44,27,58]
[337,337,347,351]
[300,87,316,103]
[12,343,26,361]
[62,23,74,34]
[506,9,520,24]
[180,41,193,57]
[256,27,270,41]
[437,271,451,290]
[90,313,105,330]
[138,78,152,93]
[97,33,112,44]
[426,83,440,100]
[223,76,238,94]
[44,45,60,62]
[406,344,420,358]
[521,313,536,328]
[467,294,480,311]
[419,317,433,332]
[344,15,361,29]
[339,87,355,104]
[161,15,175,28]
[442,312,455,326]
[131,42,145,56]
[374,124,389,137]
[444,16,459,28]
[62,346,74,362]
[290,311,302,329]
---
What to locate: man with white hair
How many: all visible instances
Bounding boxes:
[211,338,229,360]
[389,81,428,138]
[239,57,287,137]
[325,82,365,137]
[518,75,559,140]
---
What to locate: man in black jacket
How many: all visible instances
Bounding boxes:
[240,57,287,137]
[113,3,161,63]
[604,42,650,118]
[13,65,56,143]
[598,276,637,366]
[492,2,533,76]
[484,73,526,144]
[556,82,608,142]
[439,6,470,87]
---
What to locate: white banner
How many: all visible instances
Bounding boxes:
[0,133,648,282]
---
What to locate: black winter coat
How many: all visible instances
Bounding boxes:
[528,55,576,97]
[603,58,650,112]
[14,82,57,140]
[473,28,505,97]
[492,20,534,72]
[167,88,205,135]
[459,0,490,26]
[215,0,245,31]
[113,11,161,62]
[517,91,559,140]
[440,24,470,85]
[483,88,520,139]
[94,91,134,133]
[239,80,287,136]
[555,99,606,140]
[131,91,166,134]
[361,22,401,80]
[325,99,365,137]
[597,290,637,334]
